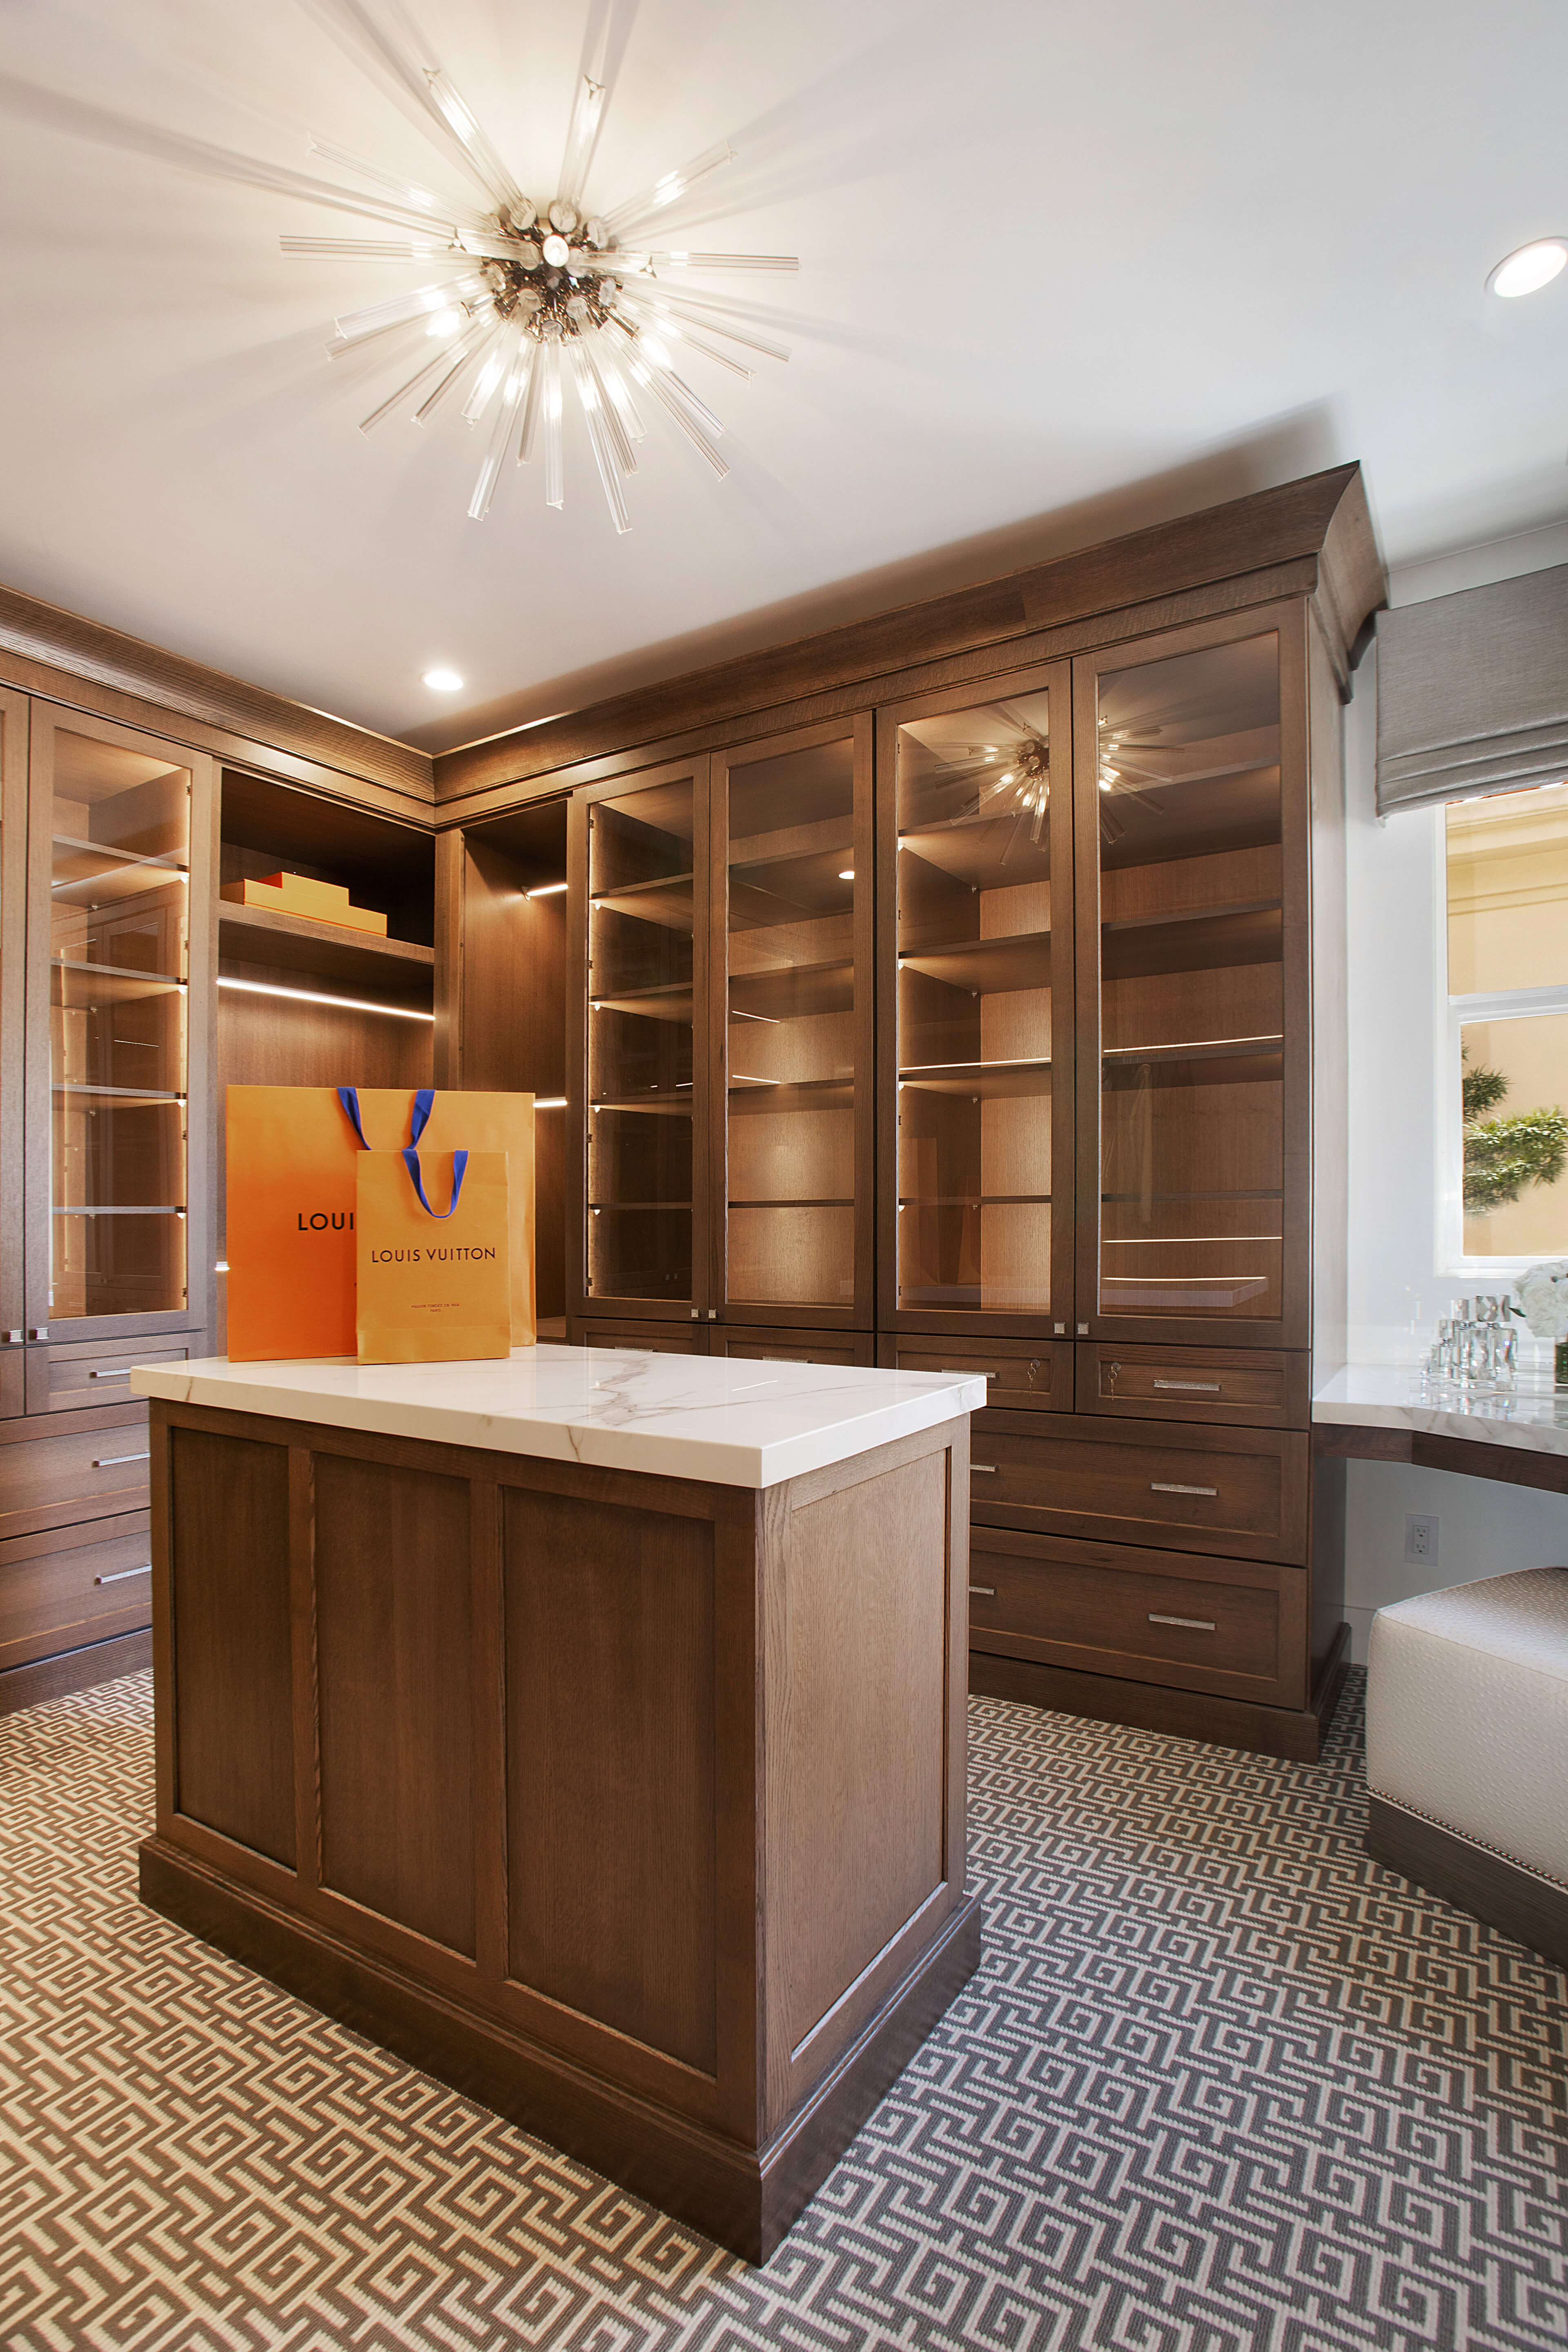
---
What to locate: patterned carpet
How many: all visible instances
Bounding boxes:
[2,1671,1565,2352]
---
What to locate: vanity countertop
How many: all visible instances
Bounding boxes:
[1313,1361,1568,1463]
[131,1343,989,1490]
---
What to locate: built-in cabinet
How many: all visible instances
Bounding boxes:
[437,467,1381,1759]
[0,680,437,1709]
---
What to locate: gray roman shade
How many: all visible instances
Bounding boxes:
[1375,562,1568,815]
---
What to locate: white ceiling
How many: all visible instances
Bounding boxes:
[1,0,1565,753]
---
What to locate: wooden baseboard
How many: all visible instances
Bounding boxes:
[0,1628,151,1717]
[971,1628,1350,1762]
[1366,1795,1568,1973]
[138,1838,982,2263]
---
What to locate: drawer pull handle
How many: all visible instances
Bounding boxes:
[88,1368,133,1382]
[973,1463,998,1474]
[1148,1612,1216,1632]
[1153,1378,1221,1393]
[1150,1480,1217,1497]
[93,1452,151,1469]
[969,1584,997,1596]
[96,1565,151,1585]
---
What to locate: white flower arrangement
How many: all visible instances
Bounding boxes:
[1514,1260,1568,1341]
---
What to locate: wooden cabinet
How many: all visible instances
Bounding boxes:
[433,463,1383,1755]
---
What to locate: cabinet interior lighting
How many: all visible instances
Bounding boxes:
[526,881,568,898]
[217,977,434,1021]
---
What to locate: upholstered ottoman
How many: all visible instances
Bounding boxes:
[1365,1566,1568,1970]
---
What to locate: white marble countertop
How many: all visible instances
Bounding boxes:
[131,1344,989,1490]
[1313,1362,1568,1461]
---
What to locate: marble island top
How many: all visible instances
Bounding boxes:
[1313,1362,1568,1463]
[131,1344,989,1490]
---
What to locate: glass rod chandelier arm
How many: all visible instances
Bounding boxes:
[614,251,799,272]
[359,306,491,432]
[415,312,498,422]
[557,74,607,209]
[470,330,531,519]
[517,339,546,462]
[306,137,487,231]
[580,339,638,473]
[616,283,789,363]
[460,329,512,425]
[282,235,468,258]
[633,315,753,380]
[423,69,527,219]
[332,273,488,341]
[591,345,648,443]
[542,341,565,508]
[571,342,631,533]
[613,322,728,475]
[596,142,737,238]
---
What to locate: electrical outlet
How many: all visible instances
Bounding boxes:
[1404,1513,1439,1565]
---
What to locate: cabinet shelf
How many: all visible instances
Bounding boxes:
[52,957,185,1004]
[1100,898,1283,981]
[900,1194,1051,1207]
[217,901,434,991]
[591,1094,693,1117]
[729,957,855,1020]
[731,1197,853,1210]
[898,931,1051,993]
[729,1077,854,1113]
[899,1056,1051,1099]
[590,877,695,931]
[592,984,693,1021]
[53,1082,185,1103]
[53,1203,185,1215]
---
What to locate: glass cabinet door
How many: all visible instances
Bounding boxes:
[1074,619,1301,1337]
[31,715,197,1325]
[882,669,1074,1329]
[580,765,706,1315]
[0,691,26,1360]
[715,719,871,1325]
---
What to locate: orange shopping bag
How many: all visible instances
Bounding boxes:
[225,1085,535,1361]
[355,1147,511,1363]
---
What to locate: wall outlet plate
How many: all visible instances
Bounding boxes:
[1404,1513,1439,1565]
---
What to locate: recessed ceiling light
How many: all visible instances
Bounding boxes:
[1487,238,1568,298]
[423,666,465,691]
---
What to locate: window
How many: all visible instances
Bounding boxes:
[1446,780,1568,1265]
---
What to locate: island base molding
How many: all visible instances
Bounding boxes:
[139,1840,982,2262]
[0,1626,151,1717]
[970,1623,1351,1762]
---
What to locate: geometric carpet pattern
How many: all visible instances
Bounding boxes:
[1,1669,1564,2352]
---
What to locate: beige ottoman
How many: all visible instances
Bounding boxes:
[1365,1566,1568,1970]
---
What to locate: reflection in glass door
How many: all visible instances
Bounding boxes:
[719,724,869,1320]
[1081,627,1288,1324]
[47,728,193,1319]
[585,771,700,1308]
[888,675,1070,1323]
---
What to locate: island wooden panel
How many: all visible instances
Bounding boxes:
[139,1396,979,2261]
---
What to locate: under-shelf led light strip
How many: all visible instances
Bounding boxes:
[217,976,432,1021]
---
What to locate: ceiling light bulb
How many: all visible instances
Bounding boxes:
[541,232,570,266]
[1488,238,1568,297]
[838,869,854,881]
[423,667,464,691]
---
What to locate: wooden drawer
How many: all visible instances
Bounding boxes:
[1075,1343,1306,1429]
[884,1339,1074,1412]
[26,1334,196,1416]
[0,1510,153,1673]
[568,1317,707,1356]
[967,1411,1309,1564]
[966,1526,1307,1705]
[0,1411,153,1542]
[716,1326,875,1366]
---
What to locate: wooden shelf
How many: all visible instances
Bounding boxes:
[898,932,1051,993]
[1101,898,1282,982]
[217,902,434,991]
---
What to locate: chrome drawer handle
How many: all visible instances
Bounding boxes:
[1150,1481,1217,1497]
[1153,1379,1221,1393]
[969,1584,997,1596]
[87,1368,132,1382]
[96,1565,151,1585]
[1148,1612,1216,1631]
[973,1463,998,1474]
[93,1452,150,1469]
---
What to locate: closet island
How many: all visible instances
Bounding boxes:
[131,1343,984,2260]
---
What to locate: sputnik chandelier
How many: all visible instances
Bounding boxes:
[933,715,1168,861]
[284,8,797,532]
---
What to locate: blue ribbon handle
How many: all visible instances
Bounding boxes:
[402,1147,468,1218]
[338,1086,437,1149]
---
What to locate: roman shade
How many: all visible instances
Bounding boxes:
[1375,562,1568,815]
